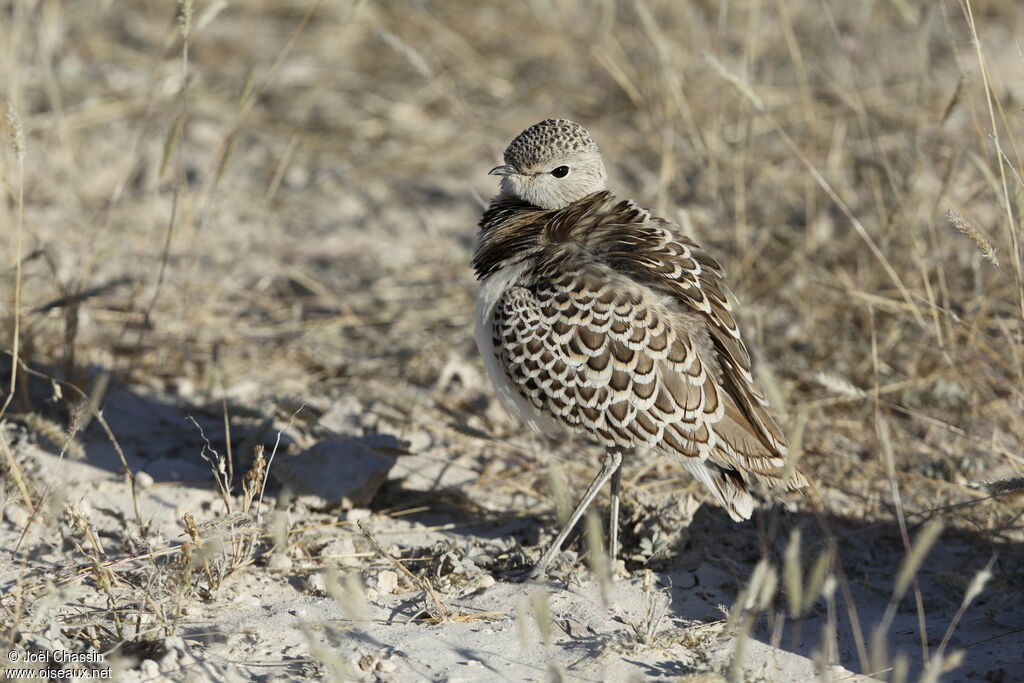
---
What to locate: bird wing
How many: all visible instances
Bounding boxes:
[570,196,795,472]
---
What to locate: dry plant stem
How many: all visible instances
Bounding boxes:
[0,109,24,421]
[0,428,34,513]
[221,392,234,488]
[255,405,301,512]
[357,520,450,620]
[192,0,322,239]
[241,404,303,559]
[583,511,610,608]
[704,50,925,329]
[136,2,191,349]
[934,554,997,659]
[12,405,85,555]
[7,359,144,535]
[187,415,233,513]
[961,0,1024,384]
[878,418,931,664]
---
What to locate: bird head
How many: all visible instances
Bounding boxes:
[490,118,607,210]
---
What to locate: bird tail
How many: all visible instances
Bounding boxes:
[683,460,755,522]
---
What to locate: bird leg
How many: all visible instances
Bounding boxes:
[609,460,621,564]
[530,449,623,579]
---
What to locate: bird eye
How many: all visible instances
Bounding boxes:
[550,166,570,178]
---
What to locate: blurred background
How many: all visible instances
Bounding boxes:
[1,0,1023,678]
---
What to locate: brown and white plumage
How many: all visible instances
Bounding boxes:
[473,119,805,572]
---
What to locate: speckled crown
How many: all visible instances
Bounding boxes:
[503,119,599,171]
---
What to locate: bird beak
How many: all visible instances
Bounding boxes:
[489,164,517,177]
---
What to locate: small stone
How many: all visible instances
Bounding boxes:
[175,378,196,399]
[673,571,697,590]
[284,165,310,188]
[376,658,396,673]
[4,504,29,527]
[322,536,357,557]
[135,471,155,489]
[345,508,372,521]
[478,574,496,590]
[359,412,379,432]
[319,396,363,435]
[159,648,179,672]
[404,430,432,453]
[268,554,292,570]
[307,573,327,594]
[140,659,160,677]
[273,436,400,508]
[376,570,399,594]
[354,654,376,672]
[612,559,629,579]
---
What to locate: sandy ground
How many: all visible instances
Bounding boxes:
[2,378,1020,681]
[2,1,1024,681]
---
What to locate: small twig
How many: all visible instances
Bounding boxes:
[0,427,34,514]
[357,520,450,620]
[186,415,233,513]
[3,359,145,536]
[0,104,26,421]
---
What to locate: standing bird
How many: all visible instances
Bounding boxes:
[473,119,806,577]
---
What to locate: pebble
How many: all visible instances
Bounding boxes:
[345,508,372,521]
[285,165,310,189]
[135,471,155,489]
[3,504,29,527]
[272,436,399,508]
[359,412,379,432]
[376,569,399,594]
[268,554,293,571]
[319,396,363,435]
[404,430,432,453]
[159,648,179,672]
[307,572,327,594]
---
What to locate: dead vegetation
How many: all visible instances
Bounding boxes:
[1,0,1022,681]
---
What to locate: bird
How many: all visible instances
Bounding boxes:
[472,118,807,577]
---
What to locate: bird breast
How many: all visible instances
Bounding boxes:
[475,261,565,436]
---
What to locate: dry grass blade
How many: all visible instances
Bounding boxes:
[323,567,369,623]
[894,521,943,601]
[700,52,764,112]
[584,509,610,606]
[529,588,553,647]
[0,104,25,423]
[784,529,803,618]
[802,548,831,614]
[813,372,869,399]
[946,209,999,268]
